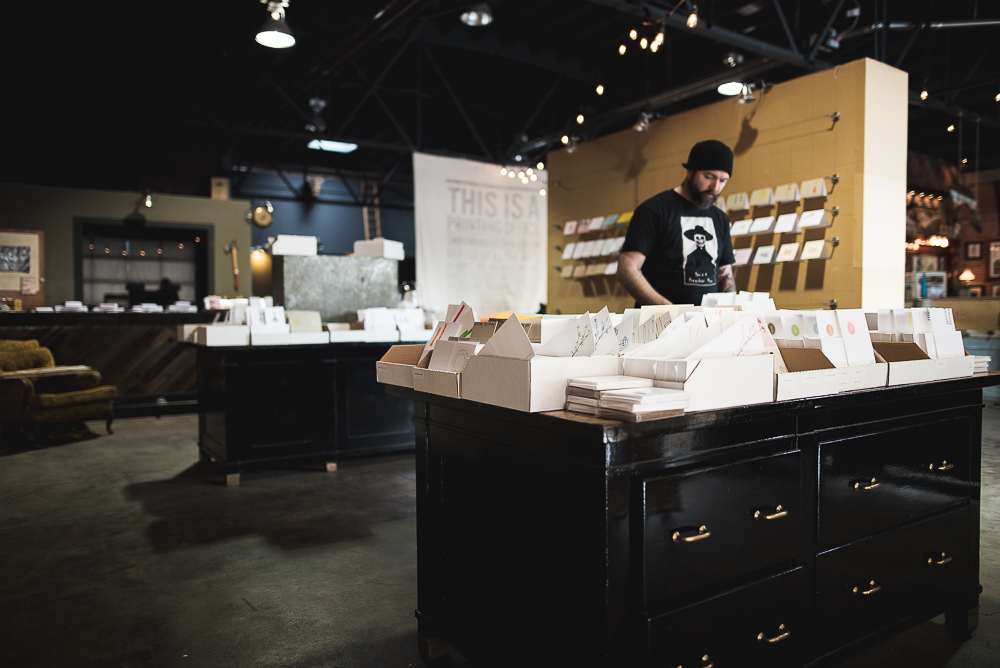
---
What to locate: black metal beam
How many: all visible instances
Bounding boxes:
[771,0,800,55]
[807,0,846,62]
[894,1,938,69]
[908,92,1000,130]
[424,46,493,159]
[353,64,415,149]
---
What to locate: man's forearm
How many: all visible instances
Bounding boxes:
[617,261,671,305]
[718,264,735,292]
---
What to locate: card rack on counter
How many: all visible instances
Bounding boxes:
[726,175,840,267]
[553,212,631,280]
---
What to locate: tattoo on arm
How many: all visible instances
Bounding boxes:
[718,264,736,292]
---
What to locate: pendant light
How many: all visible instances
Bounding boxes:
[256,1,295,49]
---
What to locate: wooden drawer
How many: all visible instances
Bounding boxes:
[818,417,971,546]
[817,507,970,636]
[642,449,801,610]
[646,567,805,668]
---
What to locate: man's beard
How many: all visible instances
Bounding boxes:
[684,179,717,209]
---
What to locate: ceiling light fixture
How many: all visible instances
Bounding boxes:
[640,37,648,49]
[256,1,295,49]
[500,167,508,175]
[738,83,756,104]
[717,81,743,96]
[634,112,652,132]
[460,3,493,27]
[508,171,516,179]
[687,4,699,28]
[307,139,358,153]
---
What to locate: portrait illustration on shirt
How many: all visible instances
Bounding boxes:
[681,218,719,287]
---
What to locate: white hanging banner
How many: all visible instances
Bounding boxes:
[414,152,548,316]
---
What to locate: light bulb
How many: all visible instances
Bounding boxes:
[995,92,999,102]
[650,41,658,52]
[507,171,515,178]
[596,84,604,95]
[517,171,525,178]
[947,125,955,132]
[619,44,626,55]
[521,177,529,184]
[526,168,533,175]
[144,194,153,207]
[530,174,537,181]
[561,135,570,144]
[655,31,664,45]
[687,7,698,28]
[962,158,968,164]
[920,90,928,100]
[537,162,544,170]
[500,167,507,175]
[140,250,145,256]
[640,37,648,49]
[539,188,547,197]
[629,29,637,40]
[576,114,584,124]
[717,81,743,96]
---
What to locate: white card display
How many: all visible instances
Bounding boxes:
[726,192,749,211]
[733,248,753,266]
[749,216,775,233]
[815,311,842,338]
[820,338,849,368]
[835,309,876,366]
[534,312,595,357]
[561,243,576,260]
[773,213,799,234]
[572,242,587,259]
[774,183,800,202]
[604,261,618,275]
[753,246,775,264]
[601,238,617,255]
[730,220,753,236]
[801,178,828,198]
[563,221,578,235]
[429,340,481,372]
[592,307,618,356]
[775,243,800,262]
[799,240,827,260]
[798,210,829,228]
[762,314,785,339]
[749,188,775,207]
[780,311,806,340]
[614,317,635,354]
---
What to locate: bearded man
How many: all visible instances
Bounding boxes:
[617,140,737,306]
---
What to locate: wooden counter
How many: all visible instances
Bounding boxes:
[389,372,1000,667]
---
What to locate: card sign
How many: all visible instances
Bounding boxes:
[749,188,775,207]
[775,243,800,262]
[733,248,753,266]
[730,220,753,236]
[798,210,829,228]
[572,243,587,259]
[726,192,749,211]
[576,219,590,234]
[560,265,574,278]
[799,239,827,260]
[753,245,776,264]
[773,213,799,234]
[774,183,800,202]
[604,261,618,275]
[800,178,828,198]
[561,243,576,260]
[563,221,578,235]
[749,216,775,233]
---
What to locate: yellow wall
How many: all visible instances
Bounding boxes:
[547,58,907,314]
[0,183,252,304]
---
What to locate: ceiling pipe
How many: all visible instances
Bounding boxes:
[841,19,1000,40]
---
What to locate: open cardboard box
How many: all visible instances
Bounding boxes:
[376,344,427,388]
[623,354,774,412]
[195,325,250,347]
[412,367,462,398]
[872,341,974,386]
[775,347,887,401]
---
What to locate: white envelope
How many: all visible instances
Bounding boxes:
[750,188,775,207]
[572,243,587,259]
[800,239,826,260]
[726,192,749,211]
[534,312,595,357]
[774,183,800,202]
[799,210,829,228]
[733,248,753,266]
[775,243,800,262]
[772,213,799,234]
[605,262,618,275]
[753,246,776,264]
[750,216,775,233]
[730,220,753,236]
[801,177,828,198]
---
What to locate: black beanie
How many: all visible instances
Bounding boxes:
[682,140,734,177]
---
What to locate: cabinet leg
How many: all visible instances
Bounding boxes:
[418,632,449,661]
[226,473,240,487]
[945,605,978,640]
[325,462,338,473]
[199,449,212,463]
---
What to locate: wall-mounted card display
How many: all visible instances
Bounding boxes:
[561,243,576,260]
[572,265,587,278]
[586,240,602,257]
[563,221,578,235]
[576,219,591,234]
[714,197,727,212]
[602,214,619,228]
[600,238,617,256]
[730,220,753,236]
[775,243,801,262]
[798,209,830,229]
[749,216,775,233]
[772,213,799,234]
[726,192,749,211]
[774,183,800,202]
[753,245,776,264]
[605,261,618,275]
[733,247,754,266]
[572,242,587,259]
[617,211,633,225]
[800,178,828,198]
[799,239,829,260]
[560,265,574,278]
[586,263,606,276]
[749,188,775,207]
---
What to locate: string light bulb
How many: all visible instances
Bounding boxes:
[526,168,533,176]
[629,29,637,40]
[687,5,698,28]
[650,41,658,52]
[596,84,604,95]
[576,114,584,124]
[947,124,955,132]
[640,37,648,49]
[995,92,999,102]
[521,177,529,184]
[517,171,525,179]
[530,174,537,181]
[561,135,570,144]
[539,188,547,197]
[655,31,664,45]
[619,44,626,55]
[500,167,508,175]
[537,161,545,170]
[507,171,515,179]
[920,90,928,100]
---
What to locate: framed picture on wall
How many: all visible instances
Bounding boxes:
[966,241,982,259]
[969,286,983,297]
[992,242,1000,278]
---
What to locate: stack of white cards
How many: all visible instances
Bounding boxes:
[599,387,691,413]
[874,307,966,359]
[972,356,991,374]
[564,375,690,421]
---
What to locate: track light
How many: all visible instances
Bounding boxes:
[717,81,743,96]
[460,3,493,27]
[634,112,651,132]
[738,84,756,104]
[256,1,295,49]
[687,4,698,28]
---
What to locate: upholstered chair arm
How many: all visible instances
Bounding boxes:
[33,371,104,394]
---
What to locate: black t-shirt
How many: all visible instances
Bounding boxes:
[621,189,736,305]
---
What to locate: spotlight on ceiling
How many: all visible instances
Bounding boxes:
[307,139,358,153]
[717,81,743,96]
[256,1,295,49]
[723,51,744,67]
[687,4,699,28]
[633,112,652,132]
[566,137,579,154]
[738,84,756,104]
[460,3,493,26]
[305,98,327,133]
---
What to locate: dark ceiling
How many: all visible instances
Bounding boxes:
[5,0,998,198]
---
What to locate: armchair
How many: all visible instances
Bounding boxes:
[0,344,117,445]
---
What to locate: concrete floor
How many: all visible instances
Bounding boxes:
[0,407,997,668]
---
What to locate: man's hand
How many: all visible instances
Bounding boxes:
[718,264,735,293]
[616,252,671,305]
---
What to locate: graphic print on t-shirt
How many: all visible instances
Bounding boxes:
[680,216,719,287]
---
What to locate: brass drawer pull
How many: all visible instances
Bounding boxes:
[672,525,711,543]
[929,461,954,471]
[754,505,788,520]
[854,478,881,490]
[853,580,881,595]
[928,552,953,566]
[757,623,791,643]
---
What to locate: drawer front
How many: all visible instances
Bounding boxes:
[817,507,970,636]
[643,449,801,610]
[818,417,971,546]
[646,568,805,668]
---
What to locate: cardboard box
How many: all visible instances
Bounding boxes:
[195,325,250,347]
[461,354,622,412]
[327,327,399,343]
[376,344,427,388]
[624,355,774,412]
[354,238,405,260]
[412,368,461,398]
[251,331,331,346]
[872,342,975,386]
[774,347,887,401]
[271,235,318,256]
